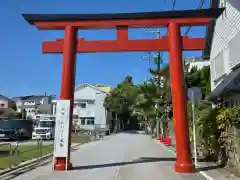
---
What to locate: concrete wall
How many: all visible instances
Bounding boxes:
[94,91,108,129]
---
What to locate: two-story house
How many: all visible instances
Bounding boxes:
[12,94,55,118]
[52,83,113,133]
[204,0,240,106]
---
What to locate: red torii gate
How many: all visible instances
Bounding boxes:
[23,8,223,173]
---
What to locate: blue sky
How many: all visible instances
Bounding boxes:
[0,0,210,98]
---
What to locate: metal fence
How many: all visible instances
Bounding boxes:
[72,123,110,139]
[0,140,53,171]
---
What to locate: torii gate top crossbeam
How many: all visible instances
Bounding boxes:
[23,8,224,30]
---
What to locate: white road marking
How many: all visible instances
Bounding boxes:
[199,171,215,180]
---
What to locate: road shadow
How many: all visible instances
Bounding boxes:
[192,157,224,172]
[196,164,224,171]
[72,156,223,172]
[72,157,176,170]
[121,131,141,134]
[193,157,214,162]
[196,164,224,172]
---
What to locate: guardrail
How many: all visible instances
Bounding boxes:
[0,139,53,171]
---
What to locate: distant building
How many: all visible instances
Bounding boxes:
[184,57,210,72]
[95,84,112,93]
[12,94,56,119]
[0,94,16,111]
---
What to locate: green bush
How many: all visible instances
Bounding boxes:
[194,105,240,164]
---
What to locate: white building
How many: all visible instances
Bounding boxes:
[52,83,113,133]
[204,0,240,106]
[184,57,210,72]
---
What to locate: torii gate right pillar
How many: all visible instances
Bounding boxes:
[169,22,193,173]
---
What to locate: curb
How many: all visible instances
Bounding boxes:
[0,143,81,178]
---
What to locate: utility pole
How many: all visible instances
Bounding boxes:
[143,29,165,137]
[155,31,163,137]
[141,52,152,82]
[156,31,161,89]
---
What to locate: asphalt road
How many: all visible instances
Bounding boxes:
[9,133,210,180]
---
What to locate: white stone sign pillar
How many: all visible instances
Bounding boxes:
[53,100,71,170]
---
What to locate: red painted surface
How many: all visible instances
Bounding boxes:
[168,23,195,173]
[165,136,172,146]
[35,17,211,30]
[54,26,77,171]
[159,135,165,142]
[42,36,204,53]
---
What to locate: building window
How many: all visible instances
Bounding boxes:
[0,103,4,108]
[80,103,86,108]
[80,118,85,125]
[81,119,85,125]
[87,117,94,125]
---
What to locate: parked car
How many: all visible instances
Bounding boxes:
[0,128,20,140]
[0,119,33,140]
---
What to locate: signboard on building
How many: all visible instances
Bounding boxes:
[53,100,70,157]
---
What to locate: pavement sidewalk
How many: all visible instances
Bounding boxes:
[163,139,240,180]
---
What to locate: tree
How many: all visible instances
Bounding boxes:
[130,64,173,135]
[104,76,139,131]
[185,66,211,99]
[131,81,158,133]
[104,64,173,135]
[11,103,17,111]
[1,108,19,118]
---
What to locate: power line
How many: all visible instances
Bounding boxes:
[161,0,167,11]
[159,0,177,59]
[184,0,205,35]
[171,0,177,11]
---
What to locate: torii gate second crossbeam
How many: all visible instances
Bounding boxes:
[22,8,224,174]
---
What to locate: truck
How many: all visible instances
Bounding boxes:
[32,117,55,140]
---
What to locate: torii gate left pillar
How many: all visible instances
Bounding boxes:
[56,26,77,170]
[22,8,223,173]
